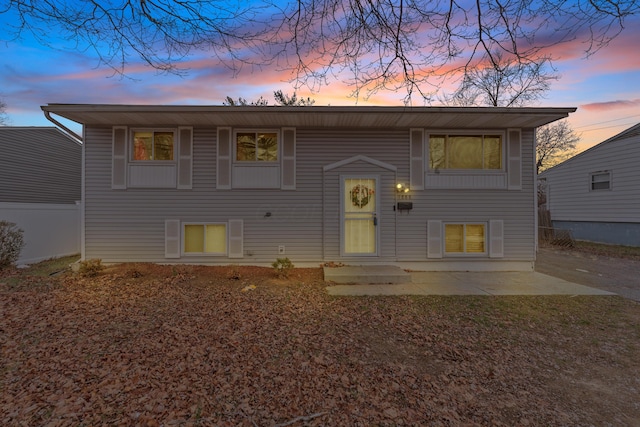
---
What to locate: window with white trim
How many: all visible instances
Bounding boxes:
[183,223,227,255]
[429,134,503,170]
[444,223,486,255]
[590,171,611,191]
[132,130,176,161]
[218,128,295,189]
[235,131,279,162]
[113,126,193,190]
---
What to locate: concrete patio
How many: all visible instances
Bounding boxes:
[324,265,617,296]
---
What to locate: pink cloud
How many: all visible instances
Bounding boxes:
[581,99,640,111]
[4,6,639,118]
[545,23,640,69]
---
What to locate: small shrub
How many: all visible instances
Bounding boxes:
[0,221,25,269]
[126,267,144,278]
[78,258,104,278]
[272,257,294,278]
[227,266,241,280]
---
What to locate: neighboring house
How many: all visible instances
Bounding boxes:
[41,104,574,270]
[0,127,82,264]
[539,123,640,247]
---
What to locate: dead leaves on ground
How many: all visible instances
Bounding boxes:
[1,264,639,426]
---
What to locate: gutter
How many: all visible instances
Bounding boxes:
[43,110,83,143]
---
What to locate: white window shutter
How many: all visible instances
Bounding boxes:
[165,219,181,259]
[228,219,244,258]
[427,220,443,259]
[177,127,193,189]
[508,129,522,190]
[489,220,504,258]
[410,129,424,190]
[112,126,127,189]
[281,127,296,190]
[217,127,232,189]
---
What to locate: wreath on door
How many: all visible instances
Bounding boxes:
[350,184,374,208]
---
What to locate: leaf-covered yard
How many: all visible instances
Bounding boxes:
[1,260,639,426]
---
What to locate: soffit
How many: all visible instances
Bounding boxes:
[41,104,576,130]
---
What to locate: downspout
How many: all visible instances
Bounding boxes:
[533,128,539,259]
[43,109,85,261]
[43,110,83,143]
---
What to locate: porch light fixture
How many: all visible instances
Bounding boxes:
[396,183,410,193]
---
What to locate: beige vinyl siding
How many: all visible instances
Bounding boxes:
[85,127,321,262]
[83,125,536,264]
[396,128,535,261]
[310,129,405,262]
[543,133,640,223]
[0,127,81,204]
[322,164,398,262]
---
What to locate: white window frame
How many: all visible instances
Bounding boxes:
[130,128,177,163]
[443,222,488,257]
[233,129,281,164]
[427,130,506,173]
[181,222,228,256]
[590,171,611,191]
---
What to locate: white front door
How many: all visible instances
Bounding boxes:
[343,177,378,256]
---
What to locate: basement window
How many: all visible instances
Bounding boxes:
[444,223,486,255]
[183,223,227,255]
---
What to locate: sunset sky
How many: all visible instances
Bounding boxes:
[1,4,639,153]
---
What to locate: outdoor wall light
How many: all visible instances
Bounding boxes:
[396,183,410,193]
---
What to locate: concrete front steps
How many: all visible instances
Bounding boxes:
[323,265,411,284]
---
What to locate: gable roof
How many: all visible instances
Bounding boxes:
[323,155,397,172]
[0,126,81,144]
[41,104,575,130]
[599,122,640,144]
[539,122,640,176]
[0,127,81,204]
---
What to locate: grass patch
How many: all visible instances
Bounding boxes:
[0,254,80,291]
[21,254,81,276]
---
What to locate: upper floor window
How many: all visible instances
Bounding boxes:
[132,130,175,161]
[429,134,502,170]
[236,131,279,162]
[590,171,611,191]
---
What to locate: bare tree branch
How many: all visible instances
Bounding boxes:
[1,0,638,101]
[223,90,315,106]
[0,97,9,125]
[536,120,580,173]
[441,50,558,107]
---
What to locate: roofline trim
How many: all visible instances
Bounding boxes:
[41,103,577,115]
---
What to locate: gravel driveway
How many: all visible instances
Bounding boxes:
[535,246,640,301]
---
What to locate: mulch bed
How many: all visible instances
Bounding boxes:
[1,263,639,426]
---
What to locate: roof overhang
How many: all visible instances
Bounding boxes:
[41,104,576,130]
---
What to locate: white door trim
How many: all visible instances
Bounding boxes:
[340,175,380,257]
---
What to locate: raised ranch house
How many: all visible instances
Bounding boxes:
[41,104,575,271]
[539,123,640,247]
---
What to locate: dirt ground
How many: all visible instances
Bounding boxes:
[536,245,640,301]
[1,256,639,426]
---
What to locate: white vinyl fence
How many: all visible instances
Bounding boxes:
[0,202,80,265]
